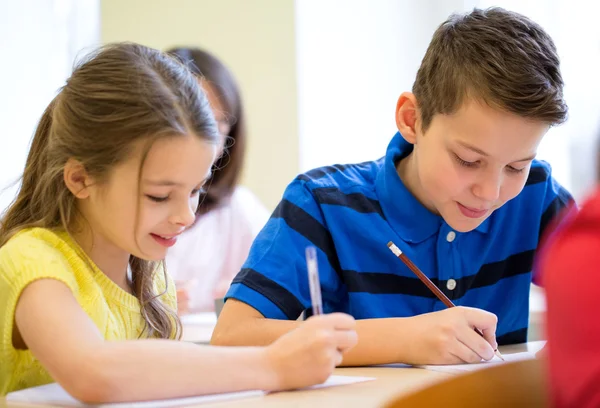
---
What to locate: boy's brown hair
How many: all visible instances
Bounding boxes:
[413,7,568,131]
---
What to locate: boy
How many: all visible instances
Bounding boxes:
[211,7,572,366]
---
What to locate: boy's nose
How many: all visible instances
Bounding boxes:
[473,174,501,202]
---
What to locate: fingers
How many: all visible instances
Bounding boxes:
[333,328,358,352]
[301,314,357,358]
[449,339,483,364]
[306,312,356,330]
[463,307,498,351]
[456,325,495,361]
[334,349,344,366]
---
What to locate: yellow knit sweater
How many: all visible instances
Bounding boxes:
[0,228,177,396]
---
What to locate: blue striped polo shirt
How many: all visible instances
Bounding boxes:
[226,132,573,345]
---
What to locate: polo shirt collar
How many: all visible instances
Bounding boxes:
[375,132,491,242]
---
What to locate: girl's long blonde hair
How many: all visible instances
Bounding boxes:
[0,43,220,339]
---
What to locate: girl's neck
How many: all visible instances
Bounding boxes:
[69,223,132,294]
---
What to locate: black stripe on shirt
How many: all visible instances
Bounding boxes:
[341,249,535,300]
[496,327,528,345]
[342,270,438,297]
[524,165,549,186]
[271,199,343,277]
[296,160,376,183]
[313,187,385,219]
[232,268,305,320]
[296,164,350,182]
[469,249,535,290]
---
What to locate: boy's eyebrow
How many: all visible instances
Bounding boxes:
[456,141,536,162]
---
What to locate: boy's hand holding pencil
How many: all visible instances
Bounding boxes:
[387,241,502,365]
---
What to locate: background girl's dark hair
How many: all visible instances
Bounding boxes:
[166,47,246,214]
[0,42,221,339]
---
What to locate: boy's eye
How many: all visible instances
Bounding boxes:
[506,166,526,174]
[454,153,478,168]
[146,195,169,203]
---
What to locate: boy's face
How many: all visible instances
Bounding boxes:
[81,135,217,263]
[402,99,548,233]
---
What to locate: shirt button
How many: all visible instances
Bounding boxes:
[447,279,457,290]
[446,231,456,242]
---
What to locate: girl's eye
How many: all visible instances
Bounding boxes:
[146,195,168,203]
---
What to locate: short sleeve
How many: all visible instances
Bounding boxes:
[225,179,345,320]
[0,232,79,356]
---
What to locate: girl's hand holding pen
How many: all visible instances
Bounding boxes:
[263,313,358,390]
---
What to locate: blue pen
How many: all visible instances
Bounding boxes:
[305,246,323,315]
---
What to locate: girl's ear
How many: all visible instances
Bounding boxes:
[64,159,93,199]
[395,92,421,144]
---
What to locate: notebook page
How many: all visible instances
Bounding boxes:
[417,351,536,374]
[6,375,374,407]
[6,383,264,407]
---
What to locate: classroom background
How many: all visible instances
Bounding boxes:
[1,2,599,406]
[2,0,599,212]
[1,0,599,340]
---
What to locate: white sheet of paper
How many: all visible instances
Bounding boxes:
[6,384,264,408]
[417,351,536,374]
[6,375,375,407]
[304,374,375,390]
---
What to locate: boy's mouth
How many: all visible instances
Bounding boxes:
[456,202,489,219]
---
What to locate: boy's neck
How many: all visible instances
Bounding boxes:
[396,152,439,215]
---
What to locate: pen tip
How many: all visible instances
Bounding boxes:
[495,350,505,361]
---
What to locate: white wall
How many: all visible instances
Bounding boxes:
[0,0,100,212]
[296,0,465,171]
[3,1,597,216]
[101,0,298,211]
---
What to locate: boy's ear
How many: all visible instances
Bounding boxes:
[395,92,420,144]
[64,158,93,199]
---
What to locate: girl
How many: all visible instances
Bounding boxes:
[0,42,357,402]
[164,47,270,314]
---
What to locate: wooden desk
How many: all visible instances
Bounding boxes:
[0,342,545,408]
[208,341,545,408]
